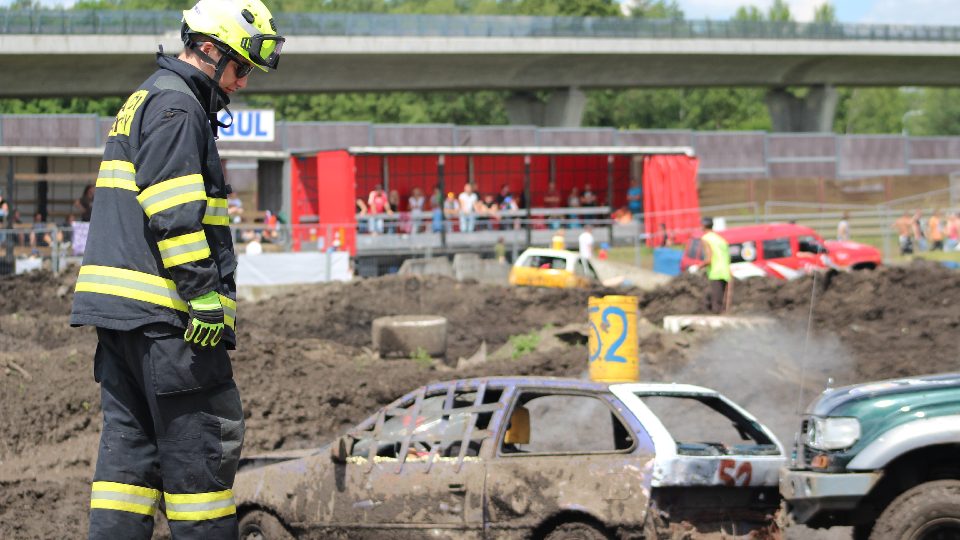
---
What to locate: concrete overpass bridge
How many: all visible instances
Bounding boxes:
[4,10,960,130]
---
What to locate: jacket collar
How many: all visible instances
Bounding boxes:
[156,53,231,114]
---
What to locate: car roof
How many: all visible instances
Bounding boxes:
[693,223,819,244]
[420,376,719,396]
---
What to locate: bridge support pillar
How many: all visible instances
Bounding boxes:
[506,87,586,127]
[765,85,838,132]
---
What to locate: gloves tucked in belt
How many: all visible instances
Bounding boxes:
[184,290,223,347]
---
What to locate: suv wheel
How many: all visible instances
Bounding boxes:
[239,510,294,540]
[543,521,609,540]
[871,480,960,540]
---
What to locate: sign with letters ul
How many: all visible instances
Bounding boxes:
[216,109,275,142]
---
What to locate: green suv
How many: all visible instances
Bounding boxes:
[781,373,960,539]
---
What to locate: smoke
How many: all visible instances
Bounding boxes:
[646,321,857,450]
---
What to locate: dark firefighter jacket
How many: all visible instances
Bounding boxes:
[71,54,238,348]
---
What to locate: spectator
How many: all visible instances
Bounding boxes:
[387,189,402,233]
[495,184,512,207]
[74,184,95,222]
[928,209,944,251]
[627,178,643,221]
[837,211,851,241]
[579,224,595,261]
[947,212,960,251]
[30,212,49,248]
[893,212,913,255]
[431,187,444,233]
[912,210,926,251]
[479,193,500,230]
[657,223,671,247]
[500,192,521,230]
[443,191,459,232]
[458,183,479,233]
[494,236,507,264]
[356,198,369,235]
[408,187,426,234]
[367,185,392,235]
[543,180,562,230]
[567,187,582,229]
[0,196,8,243]
[581,183,598,207]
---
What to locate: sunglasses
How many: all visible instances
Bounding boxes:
[234,60,255,79]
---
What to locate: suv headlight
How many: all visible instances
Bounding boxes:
[806,416,861,450]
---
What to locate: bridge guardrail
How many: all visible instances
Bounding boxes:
[3,9,960,41]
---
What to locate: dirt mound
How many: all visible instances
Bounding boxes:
[1,263,958,538]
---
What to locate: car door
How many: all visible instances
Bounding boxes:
[332,383,499,539]
[484,389,652,537]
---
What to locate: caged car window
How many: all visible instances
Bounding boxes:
[351,387,502,461]
[637,394,778,457]
[729,241,756,263]
[500,393,633,455]
[762,237,792,259]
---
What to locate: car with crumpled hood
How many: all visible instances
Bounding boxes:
[233,376,785,539]
[781,373,960,539]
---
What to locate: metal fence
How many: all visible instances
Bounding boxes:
[2,9,960,41]
[3,194,955,278]
[5,115,960,182]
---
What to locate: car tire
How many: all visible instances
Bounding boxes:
[239,509,295,540]
[543,520,610,540]
[870,480,960,540]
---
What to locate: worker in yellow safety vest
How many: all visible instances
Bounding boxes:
[700,217,732,314]
[70,1,284,538]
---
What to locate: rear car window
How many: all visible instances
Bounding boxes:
[521,255,567,270]
[728,241,757,263]
[762,237,792,259]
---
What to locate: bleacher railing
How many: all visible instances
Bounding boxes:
[2,10,960,41]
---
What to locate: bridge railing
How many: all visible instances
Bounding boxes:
[3,9,960,41]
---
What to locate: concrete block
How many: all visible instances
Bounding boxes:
[663,315,777,334]
[372,315,448,358]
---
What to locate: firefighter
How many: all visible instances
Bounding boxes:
[70,1,284,538]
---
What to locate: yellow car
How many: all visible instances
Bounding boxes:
[508,248,599,289]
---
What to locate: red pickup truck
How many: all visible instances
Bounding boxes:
[681,223,882,280]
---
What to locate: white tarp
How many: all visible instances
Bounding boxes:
[236,252,351,286]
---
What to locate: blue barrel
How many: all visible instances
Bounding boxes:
[653,248,683,276]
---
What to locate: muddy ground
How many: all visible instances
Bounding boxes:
[1,262,957,539]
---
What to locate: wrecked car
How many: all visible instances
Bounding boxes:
[234,377,785,539]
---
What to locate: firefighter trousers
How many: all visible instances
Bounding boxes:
[88,324,244,540]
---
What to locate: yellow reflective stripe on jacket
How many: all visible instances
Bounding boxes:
[203,198,230,226]
[96,160,139,192]
[90,481,160,517]
[137,174,205,217]
[76,265,188,312]
[164,489,236,521]
[74,265,236,330]
[220,294,236,328]
[157,231,211,269]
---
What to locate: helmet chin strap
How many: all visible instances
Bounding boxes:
[188,41,233,138]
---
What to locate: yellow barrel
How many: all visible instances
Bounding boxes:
[588,295,640,382]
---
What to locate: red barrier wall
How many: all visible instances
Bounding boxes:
[643,155,701,246]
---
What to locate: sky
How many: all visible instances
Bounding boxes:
[3,0,960,26]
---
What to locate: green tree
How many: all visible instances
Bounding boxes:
[915,89,960,135]
[628,0,683,19]
[835,88,910,134]
[732,5,764,22]
[813,2,836,23]
[767,0,792,22]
